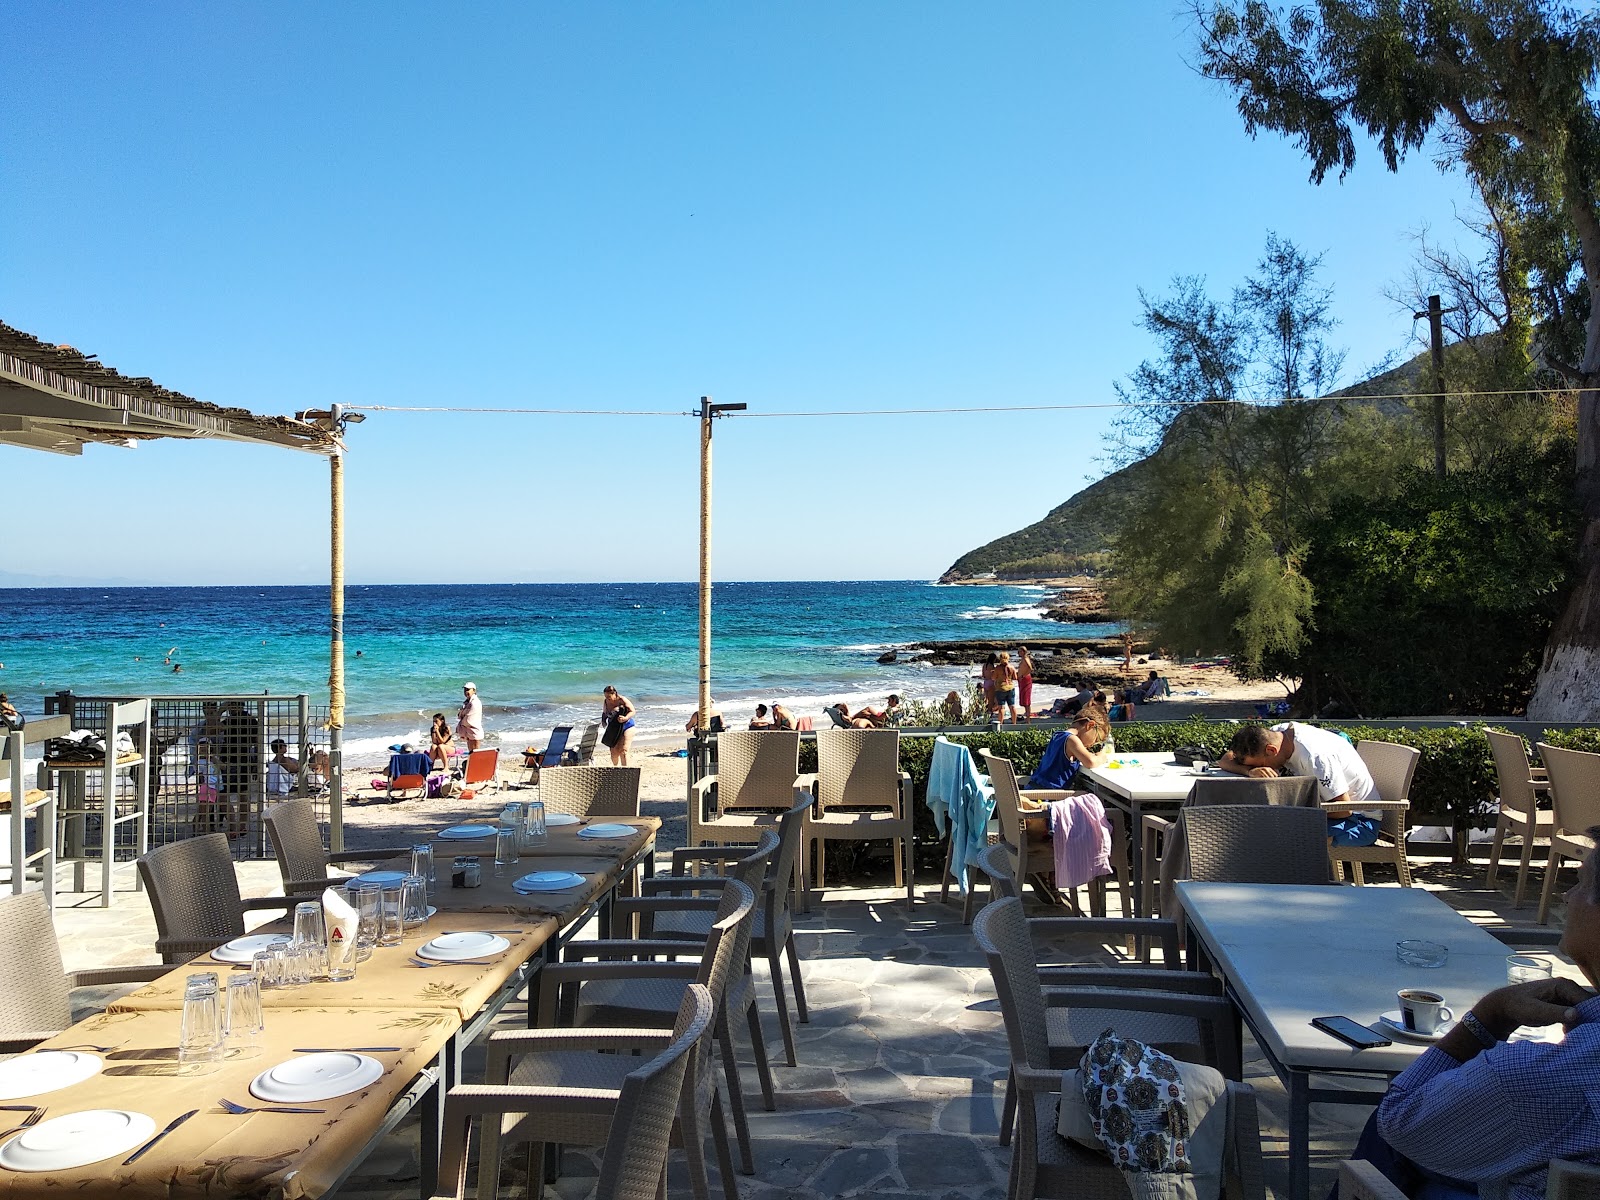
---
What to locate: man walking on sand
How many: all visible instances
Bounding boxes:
[456,682,484,752]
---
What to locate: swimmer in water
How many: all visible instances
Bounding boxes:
[172,664,183,673]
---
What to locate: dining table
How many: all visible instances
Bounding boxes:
[1078,752,1218,915]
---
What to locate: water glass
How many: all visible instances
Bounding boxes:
[348,881,382,961]
[326,920,358,982]
[378,883,405,947]
[280,938,311,987]
[293,902,329,980]
[401,874,430,929]
[179,973,222,1065]
[251,947,283,990]
[1508,954,1555,984]
[222,974,265,1057]
[1395,939,1448,968]
[411,844,436,894]
[494,824,520,875]
[521,800,547,850]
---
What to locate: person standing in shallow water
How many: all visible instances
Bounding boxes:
[456,682,484,752]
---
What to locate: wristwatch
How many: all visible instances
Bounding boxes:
[1460,1010,1499,1049]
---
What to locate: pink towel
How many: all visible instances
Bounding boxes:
[1048,793,1112,891]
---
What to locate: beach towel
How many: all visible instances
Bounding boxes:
[386,751,432,778]
[1032,731,1082,790]
[1048,793,1112,891]
[925,738,995,893]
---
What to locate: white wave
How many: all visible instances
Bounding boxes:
[958,603,1050,621]
[835,643,899,653]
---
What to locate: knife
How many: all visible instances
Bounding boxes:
[290,1046,401,1053]
[122,1108,198,1165]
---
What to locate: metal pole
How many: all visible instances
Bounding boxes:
[697,396,713,737]
[1427,294,1447,477]
[328,404,346,852]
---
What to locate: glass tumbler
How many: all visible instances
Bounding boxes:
[179,973,222,1065]
[252,947,283,990]
[411,844,436,895]
[223,974,265,1057]
[401,874,430,929]
[1508,954,1555,983]
[494,824,520,876]
[293,902,329,980]
[521,801,547,850]
[325,919,359,982]
[348,881,381,961]
[378,883,405,947]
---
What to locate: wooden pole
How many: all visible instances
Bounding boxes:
[328,404,346,851]
[697,396,713,736]
[1427,294,1447,477]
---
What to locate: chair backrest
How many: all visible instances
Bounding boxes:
[972,896,1049,1068]
[1186,776,1318,807]
[1182,805,1332,885]
[462,748,499,787]
[713,731,801,811]
[136,833,248,956]
[1548,1160,1600,1200]
[1356,740,1420,803]
[815,729,901,812]
[595,984,715,1200]
[537,727,573,767]
[264,799,331,893]
[539,765,642,818]
[572,723,601,764]
[764,797,813,917]
[0,893,72,1037]
[1487,729,1541,813]
[972,841,1020,900]
[1538,743,1600,839]
[978,750,1025,873]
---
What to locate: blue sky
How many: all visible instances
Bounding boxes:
[1,2,1478,585]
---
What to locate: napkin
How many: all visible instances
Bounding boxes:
[322,886,357,957]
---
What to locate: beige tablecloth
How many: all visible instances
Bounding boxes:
[0,1007,453,1200]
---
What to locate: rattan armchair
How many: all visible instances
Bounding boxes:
[688,730,804,849]
[1536,743,1600,924]
[263,799,412,897]
[0,892,168,1052]
[802,729,915,911]
[136,833,295,962]
[1484,729,1555,908]
[1339,1157,1600,1200]
[537,765,642,818]
[434,985,713,1200]
[1325,740,1421,886]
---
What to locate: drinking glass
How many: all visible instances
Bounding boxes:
[1395,939,1448,968]
[411,844,436,895]
[252,947,283,990]
[293,902,328,980]
[378,883,405,947]
[1508,954,1555,983]
[401,874,430,929]
[179,973,222,1065]
[521,801,547,850]
[494,824,520,876]
[325,920,358,982]
[348,881,382,961]
[280,939,311,987]
[222,974,265,1057]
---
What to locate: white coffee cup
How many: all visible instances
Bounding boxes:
[1398,988,1454,1034]
[1191,761,1210,775]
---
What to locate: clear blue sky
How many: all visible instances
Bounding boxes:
[1,2,1477,585]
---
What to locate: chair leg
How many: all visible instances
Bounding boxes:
[1485,816,1508,888]
[677,1097,713,1200]
[1351,860,1366,886]
[766,944,798,1067]
[1538,844,1564,925]
[1394,845,1413,888]
[1514,824,1538,909]
[1330,856,1345,883]
[904,835,915,911]
[941,835,955,905]
[709,1088,740,1200]
[743,997,777,1111]
[784,932,809,1024]
[998,1063,1016,1147]
[892,833,905,891]
[715,1014,756,1173]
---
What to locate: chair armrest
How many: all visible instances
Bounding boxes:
[240,897,297,913]
[536,960,700,1024]
[562,939,703,961]
[433,1081,625,1199]
[1041,986,1237,1024]
[1484,926,1565,948]
[794,775,817,794]
[0,1032,63,1054]
[1028,916,1178,941]
[67,965,170,988]
[1322,800,1410,813]
[1140,813,1174,834]
[285,876,353,895]
[1013,1064,1065,1094]
[671,846,755,866]
[326,846,413,865]
[156,936,231,961]
[640,874,730,896]
[484,1026,671,1079]
[1338,1159,1408,1200]
[1039,968,1221,995]
[1020,789,1074,802]
[613,896,723,919]
[1531,778,1552,792]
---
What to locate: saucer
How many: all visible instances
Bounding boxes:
[250,1052,384,1103]
[417,932,511,961]
[544,812,581,827]
[0,1051,104,1101]
[578,823,635,839]
[0,1109,156,1172]
[1377,1011,1455,1043]
[211,933,287,964]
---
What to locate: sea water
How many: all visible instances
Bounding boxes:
[0,581,1118,765]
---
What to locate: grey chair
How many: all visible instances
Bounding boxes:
[136,833,295,962]
[1536,743,1600,924]
[263,799,411,896]
[433,985,713,1200]
[0,892,168,1052]
[537,765,642,818]
[1327,740,1422,886]
[1484,729,1555,907]
[687,731,804,853]
[802,729,915,911]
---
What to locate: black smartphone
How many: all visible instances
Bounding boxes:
[1312,1015,1391,1049]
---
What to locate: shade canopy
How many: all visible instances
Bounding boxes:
[0,320,338,456]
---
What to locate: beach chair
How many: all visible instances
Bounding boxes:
[521,726,573,785]
[381,750,431,801]
[1484,728,1555,907]
[569,722,602,765]
[1325,740,1421,887]
[803,729,915,911]
[136,833,295,962]
[1536,743,1600,924]
[461,747,500,796]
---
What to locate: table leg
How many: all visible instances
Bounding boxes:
[417,1048,445,1199]
[1289,1069,1310,1200]
[1125,799,1144,917]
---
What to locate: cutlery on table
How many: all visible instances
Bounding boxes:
[0,1110,43,1139]
[408,956,503,969]
[122,1108,198,1165]
[290,1046,401,1054]
[217,1099,327,1115]
[50,1043,116,1053]
[441,928,525,935]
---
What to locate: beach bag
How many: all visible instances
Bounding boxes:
[426,772,452,799]
[601,719,625,749]
[1171,745,1209,767]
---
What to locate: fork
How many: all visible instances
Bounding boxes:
[217,1098,326,1115]
[0,1109,44,1139]
[51,1043,117,1053]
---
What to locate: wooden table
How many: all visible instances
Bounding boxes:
[1176,881,1515,1200]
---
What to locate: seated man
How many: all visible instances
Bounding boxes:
[748,703,774,730]
[1217,721,1381,845]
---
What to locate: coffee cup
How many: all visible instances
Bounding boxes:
[1191,761,1210,776]
[1398,988,1454,1034]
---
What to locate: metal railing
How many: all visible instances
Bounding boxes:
[43,691,332,860]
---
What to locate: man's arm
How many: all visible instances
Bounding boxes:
[1215,752,1279,778]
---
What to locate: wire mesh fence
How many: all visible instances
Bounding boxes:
[41,692,331,861]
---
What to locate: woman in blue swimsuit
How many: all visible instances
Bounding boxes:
[601,685,637,766]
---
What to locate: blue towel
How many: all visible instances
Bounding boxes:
[387,751,432,778]
[925,738,995,893]
[1031,731,1082,790]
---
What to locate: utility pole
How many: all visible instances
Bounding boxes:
[1414,294,1450,477]
[697,396,746,739]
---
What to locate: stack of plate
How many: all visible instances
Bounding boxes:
[355,869,408,886]
[210,933,285,964]
[0,1109,156,1172]
[437,823,497,840]
[513,870,584,894]
[415,932,510,962]
[0,1052,103,1102]
[578,823,635,840]
[250,1052,384,1103]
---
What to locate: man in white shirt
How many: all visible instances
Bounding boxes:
[1218,721,1381,845]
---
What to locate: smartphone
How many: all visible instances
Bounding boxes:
[1312,1015,1391,1049]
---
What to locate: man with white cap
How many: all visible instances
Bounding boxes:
[455,681,484,751]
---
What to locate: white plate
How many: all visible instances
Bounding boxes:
[1377,1011,1456,1043]
[437,824,497,840]
[250,1052,384,1103]
[578,823,635,839]
[418,932,511,961]
[210,933,287,964]
[356,869,408,885]
[543,812,580,827]
[513,870,584,893]
[0,1052,103,1101]
[0,1109,156,1172]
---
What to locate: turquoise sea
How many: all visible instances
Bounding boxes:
[0,581,1117,765]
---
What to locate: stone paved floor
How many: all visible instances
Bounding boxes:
[47,852,1562,1200]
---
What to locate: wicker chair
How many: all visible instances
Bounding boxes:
[639,797,811,1067]
[1326,740,1422,886]
[1484,729,1555,908]
[1536,743,1600,924]
[802,729,915,911]
[974,897,1262,1199]
[433,984,713,1200]
[532,879,759,1181]
[688,731,804,851]
[971,841,1020,903]
[0,892,168,1052]
[537,765,642,818]
[1181,805,1333,885]
[135,833,295,962]
[1339,1158,1600,1200]
[263,799,411,897]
